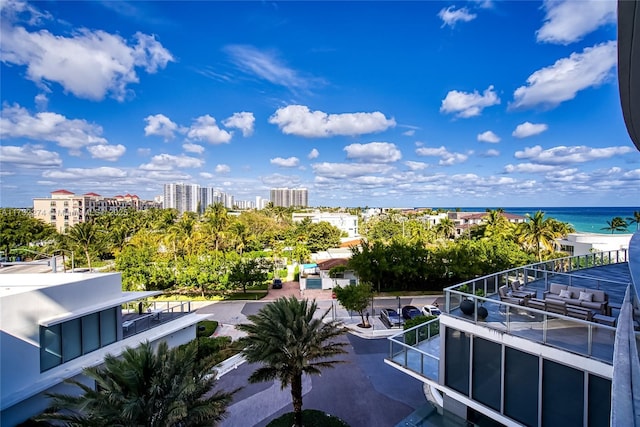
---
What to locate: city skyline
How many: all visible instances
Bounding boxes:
[2,1,639,208]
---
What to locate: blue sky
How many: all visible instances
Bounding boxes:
[1,0,639,208]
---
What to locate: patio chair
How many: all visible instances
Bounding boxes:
[511,280,536,298]
[498,285,524,305]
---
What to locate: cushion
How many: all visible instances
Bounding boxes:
[559,289,573,299]
[512,281,522,290]
[591,290,606,302]
[579,291,594,302]
[550,283,568,295]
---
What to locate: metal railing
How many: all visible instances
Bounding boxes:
[387,317,440,380]
[122,300,192,338]
[386,249,636,379]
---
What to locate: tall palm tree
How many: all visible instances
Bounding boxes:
[65,220,106,271]
[435,217,456,240]
[627,211,640,231]
[237,297,347,427]
[482,208,513,240]
[602,217,629,234]
[203,203,230,251]
[516,211,560,262]
[41,341,235,426]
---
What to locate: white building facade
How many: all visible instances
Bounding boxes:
[0,273,203,426]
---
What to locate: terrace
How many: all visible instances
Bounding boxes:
[387,249,638,382]
[121,300,193,339]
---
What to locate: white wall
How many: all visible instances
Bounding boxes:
[557,233,633,257]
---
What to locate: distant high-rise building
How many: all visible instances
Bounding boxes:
[270,188,308,208]
[163,183,199,214]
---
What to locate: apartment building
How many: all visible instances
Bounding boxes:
[270,188,308,208]
[33,190,160,233]
[292,211,359,237]
[0,272,203,426]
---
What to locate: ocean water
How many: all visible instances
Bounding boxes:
[440,207,640,234]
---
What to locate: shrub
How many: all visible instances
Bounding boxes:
[197,320,218,338]
[403,315,439,344]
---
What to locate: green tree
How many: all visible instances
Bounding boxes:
[65,220,107,270]
[237,297,347,427]
[228,257,272,293]
[0,208,57,258]
[333,282,373,327]
[306,221,342,252]
[628,211,640,231]
[203,203,230,251]
[41,341,235,426]
[516,211,561,262]
[434,217,456,240]
[601,217,629,234]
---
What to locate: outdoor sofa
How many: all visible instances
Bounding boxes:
[542,283,608,315]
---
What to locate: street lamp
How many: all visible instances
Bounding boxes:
[56,249,75,272]
[396,296,402,326]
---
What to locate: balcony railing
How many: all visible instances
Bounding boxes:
[122,300,192,338]
[387,249,637,378]
[388,317,440,381]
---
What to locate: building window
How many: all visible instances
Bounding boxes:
[504,347,539,426]
[40,307,118,372]
[444,327,470,395]
[472,337,501,411]
[588,374,611,425]
[542,359,584,426]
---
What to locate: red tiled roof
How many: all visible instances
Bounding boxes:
[317,258,349,270]
[84,192,101,197]
[340,238,362,248]
[51,189,74,194]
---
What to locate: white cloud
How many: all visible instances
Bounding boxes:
[536,0,616,45]
[0,104,107,152]
[308,148,319,159]
[511,41,616,109]
[144,114,180,141]
[405,161,428,171]
[504,163,558,173]
[440,85,500,118]
[187,115,233,144]
[477,130,500,143]
[222,112,255,137]
[43,167,127,179]
[215,164,231,174]
[139,153,204,170]
[87,144,126,161]
[0,13,173,101]
[0,144,62,167]
[270,157,300,168]
[480,149,500,157]
[402,129,416,137]
[415,146,468,165]
[183,143,204,154]
[137,147,151,156]
[224,44,320,91]
[312,162,393,178]
[34,93,48,110]
[514,145,634,165]
[512,122,548,138]
[344,142,401,163]
[269,105,396,137]
[438,6,476,27]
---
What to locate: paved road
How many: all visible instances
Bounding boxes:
[215,333,428,427]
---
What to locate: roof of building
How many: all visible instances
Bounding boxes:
[51,189,74,195]
[340,238,362,248]
[84,192,101,197]
[317,258,349,270]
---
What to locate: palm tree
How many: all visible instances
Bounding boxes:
[481,208,513,240]
[203,203,230,251]
[602,217,629,234]
[65,220,106,271]
[237,297,347,427]
[516,211,560,262]
[435,217,456,240]
[627,211,640,231]
[41,341,235,426]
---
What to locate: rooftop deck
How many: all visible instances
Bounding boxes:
[387,249,639,382]
[121,300,193,338]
